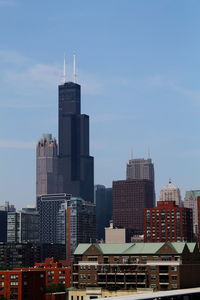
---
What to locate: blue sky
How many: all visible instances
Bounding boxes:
[0,0,200,208]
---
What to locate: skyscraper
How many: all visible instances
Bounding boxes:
[159,179,182,206]
[112,179,154,236]
[58,80,94,202]
[36,59,94,202]
[36,134,58,195]
[56,197,96,259]
[126,158,154,181]
[7,208,39,243]
[37,193,71,244]
[126,158,155,203]
[94,185,112,240]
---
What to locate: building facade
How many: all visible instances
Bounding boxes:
[56,197,96,259]
[33,257,71,287]
[7,208,39,243]
[36,134,58,195]
[112,179,154,236]
[159,180,182,206]
[0,269,45,300]
[37,193,71,244]
[94,185,112,240]
[144,201,193,242]
[184,190,200,238]
[72,242,200,291]
[105,221,126,243]
[0,243,41,269]
[0,211,7,242]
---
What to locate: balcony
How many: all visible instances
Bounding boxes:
[79,261,98,265]
[147,260,181,266]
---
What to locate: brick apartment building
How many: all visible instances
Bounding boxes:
[34,257,71,287]
[0,258,71,299]
[0,269,45,300]
[72,242,200,291]
[144,201,193,242]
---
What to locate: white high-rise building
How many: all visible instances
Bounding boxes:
[159,180,182,206]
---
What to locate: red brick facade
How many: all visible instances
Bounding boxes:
[34,257,71,287]
[0,269,45,300]
[144,201,193,242]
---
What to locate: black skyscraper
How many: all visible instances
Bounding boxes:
[58,81,94,202]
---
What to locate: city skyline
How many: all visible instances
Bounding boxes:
[1,1,200,208]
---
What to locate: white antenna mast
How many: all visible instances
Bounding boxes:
[148,147,151,159]
[73,54,77,83]
[63,54,67,83]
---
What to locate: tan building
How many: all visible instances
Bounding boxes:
[159,180,181,206]
[68,287,145,300]
[105,221,126,243]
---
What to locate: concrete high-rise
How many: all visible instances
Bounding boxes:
[36,134,58,195]
[126,158,154,181]
[7,208,39,243]
[126,158,155,204]
[58,81,94,202]
[37,193,71,244]
[56,197,96,259]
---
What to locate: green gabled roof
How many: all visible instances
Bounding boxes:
[74,243,91,255]
[74,242,198,256]
[98,243,134,254]
[124,243,165,254]
[170,242,187,253]
[186,243,196,253]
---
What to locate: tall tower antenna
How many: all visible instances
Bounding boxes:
[148,147,151,159]
[63,54,67,83]
[73,54,77,83]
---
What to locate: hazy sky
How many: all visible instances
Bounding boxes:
[0,0,200,208]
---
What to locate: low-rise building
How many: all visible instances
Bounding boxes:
[34,257,71,287]
[0,269,45,300]
[68,287,144,300]
[105,221,126,243]
[72,242,200,291]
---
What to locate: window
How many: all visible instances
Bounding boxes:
[10,282,18,286]
[171,266,177,271]
[10,275,18,280]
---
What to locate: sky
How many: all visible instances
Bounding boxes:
[0,0,200,208]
